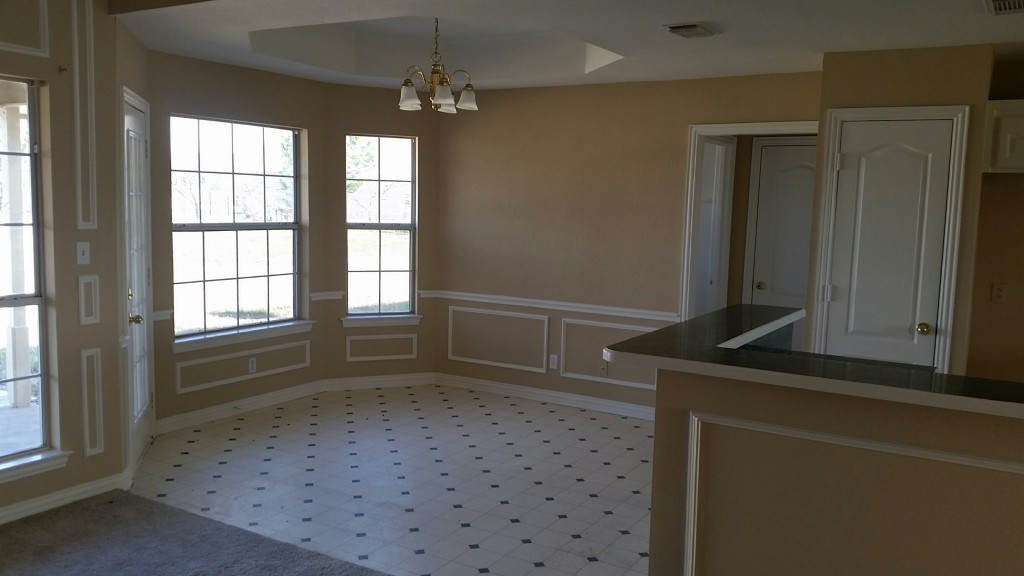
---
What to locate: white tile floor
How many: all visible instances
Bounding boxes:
[132,385,653,576]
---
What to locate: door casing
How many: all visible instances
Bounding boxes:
[681,122,818,321]
[810,106,969,372]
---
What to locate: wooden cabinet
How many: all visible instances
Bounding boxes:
[984,100,1024,172]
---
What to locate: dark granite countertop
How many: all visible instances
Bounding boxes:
[604,304,1024,415]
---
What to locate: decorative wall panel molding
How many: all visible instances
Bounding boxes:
[422,290,679,322]
[81,347,103,456]
[175,340,310,394]
[560,318,656,389]
[448,306,548,373]
[0,0,48,57]
[346,334,417,362]
[72,0,97,229]
[78,274,99,324]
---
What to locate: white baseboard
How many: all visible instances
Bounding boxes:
[0,471,132,526]
[437,373,655,421]
[155,373,440,434]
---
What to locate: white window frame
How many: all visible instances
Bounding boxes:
[344,134,418,321]
[170,115,301,341]
[0,77,69,481]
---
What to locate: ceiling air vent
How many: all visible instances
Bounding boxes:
[665,23,715,38]
[985,0,1024,15]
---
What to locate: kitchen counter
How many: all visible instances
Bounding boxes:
[603,304,1024,420]
[604,304,1024,576]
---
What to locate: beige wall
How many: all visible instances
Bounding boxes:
[0,0,125,507]
[967,173,1024,381]
[966,59,1024,381]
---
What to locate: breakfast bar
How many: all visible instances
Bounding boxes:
[604,305,1024,576]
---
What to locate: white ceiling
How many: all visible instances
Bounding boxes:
[118,0,1024,90]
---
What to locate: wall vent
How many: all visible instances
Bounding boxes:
[665,23,715,38]
[985,0,1024,15]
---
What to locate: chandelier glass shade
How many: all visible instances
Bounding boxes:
[399,18,477,113]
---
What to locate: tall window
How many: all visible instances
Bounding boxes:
[0,78,45,460]
[170,117,298,336]
[345,135,415,315]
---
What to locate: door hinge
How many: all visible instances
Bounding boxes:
[835,152,844,172]
[821,284,834,302]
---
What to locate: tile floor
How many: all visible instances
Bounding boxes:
[132,384,654,576]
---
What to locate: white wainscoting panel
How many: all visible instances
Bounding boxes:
[560,318,656,390]
[448,306,549,374]
[175,340,310,394]
[0,0,48,57]
[78,274,99,325]
[346,334,417,362]
[81,347,103,456]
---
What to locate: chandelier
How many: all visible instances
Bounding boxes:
[398,18,477,113]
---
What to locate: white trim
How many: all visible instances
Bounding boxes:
[683,410,702,576]
[681,122,819,322]
[0,0,49,57]
[81,348,103,456]
[175,340,311,394]
[716,309,805,349]
[346,334,418,362]
[0,471,131,526]
[78,275,100,325]
[438,373,655,421]
[310,291,345,301]
[72,0,98,230]
[155,371,653,436]
[741,136,819,305]
[560,318,657,390]
[341,314,422,327]
[682,410,1024,575]
[448,306,549,374]
[421,290,678,322]
[810,105,968,372]
[0,449,71,486]
[152,309,172,322]
[173,320,314,353]
[155,373,438,434]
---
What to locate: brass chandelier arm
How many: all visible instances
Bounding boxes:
[403,65,428,88]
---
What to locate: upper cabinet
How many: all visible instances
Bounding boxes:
[984,100,1024,172]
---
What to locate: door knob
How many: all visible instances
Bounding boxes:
[129,314,144,325]
[916,322,932,335]
[755,281,767,291]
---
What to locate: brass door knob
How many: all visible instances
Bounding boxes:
[916,322,932,335]
[755,281,767,291]
[129,314,144,325]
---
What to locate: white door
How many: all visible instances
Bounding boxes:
[744,137,817,309]
[124,89,154,471]
[823,116,958,366]
[688,135,736,318]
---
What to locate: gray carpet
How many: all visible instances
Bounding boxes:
[0,490,389,576]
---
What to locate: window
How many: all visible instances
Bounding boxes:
[0,78,46,461]
[170,117,298,336]
[345,135,415,315]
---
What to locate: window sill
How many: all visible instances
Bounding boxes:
[174,320,315,353]
[341,314,422,328]
[0,449,72,484]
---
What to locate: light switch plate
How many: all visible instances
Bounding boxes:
[76,241,90,265]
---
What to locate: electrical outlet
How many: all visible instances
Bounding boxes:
[247,357,257,374]
[992,283,1007,303]
[549,354,559,370]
